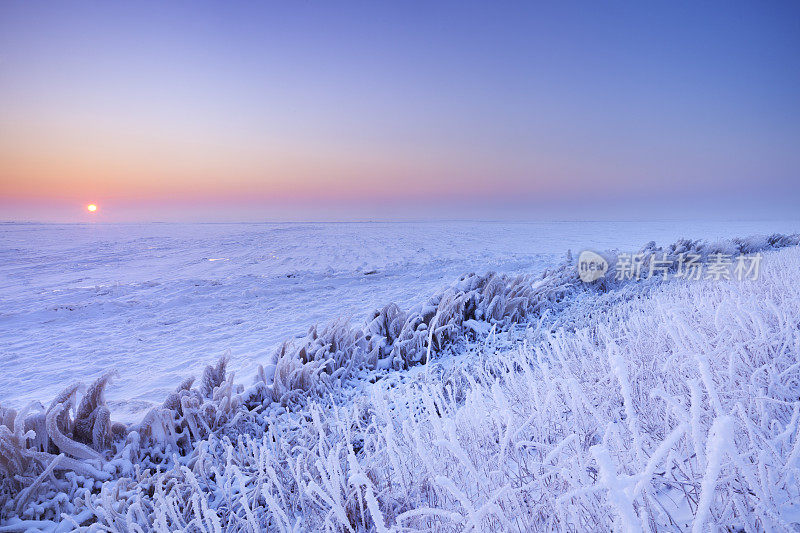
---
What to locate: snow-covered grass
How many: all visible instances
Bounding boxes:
[4,221,799,421]
[2,236,800,530]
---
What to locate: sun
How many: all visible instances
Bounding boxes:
[87,204,98,213]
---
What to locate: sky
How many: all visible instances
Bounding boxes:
[1,1,799,222]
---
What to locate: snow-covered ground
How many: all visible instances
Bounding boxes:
[1,228,799,530]
[2,220,799,422]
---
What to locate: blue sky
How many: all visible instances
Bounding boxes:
[1,1,799,221]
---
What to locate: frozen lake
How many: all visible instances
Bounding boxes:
[2,220,798,420]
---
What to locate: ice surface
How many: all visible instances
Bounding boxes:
[2,220,799,421]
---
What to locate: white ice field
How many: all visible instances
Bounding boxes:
[2,221,800,530]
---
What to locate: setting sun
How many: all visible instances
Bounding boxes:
[87,204,97,213]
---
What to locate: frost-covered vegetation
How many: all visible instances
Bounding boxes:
[1,234,800,531]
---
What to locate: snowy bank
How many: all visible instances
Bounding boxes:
[1,234,800,530]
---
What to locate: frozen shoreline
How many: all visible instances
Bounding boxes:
[2,233,800,530]
[3,220,800,421]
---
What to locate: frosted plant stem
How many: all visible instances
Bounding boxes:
[590,443,642,533]
[692,416,734,533]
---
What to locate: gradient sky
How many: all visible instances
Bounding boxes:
[1,1,799,221]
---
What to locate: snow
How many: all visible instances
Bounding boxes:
[2,222,800,530]
[3,220,799,422]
